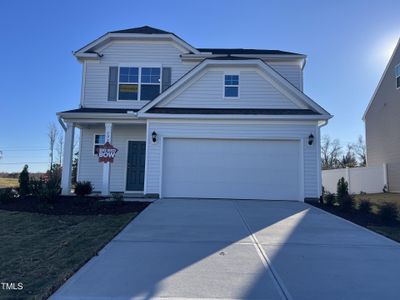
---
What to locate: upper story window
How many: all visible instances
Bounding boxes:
[224,74,239,98]
[396,63,400,89]
[118,67,161,101]
[94,134,105,155]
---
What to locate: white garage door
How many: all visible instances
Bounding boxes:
[162,138,301,200]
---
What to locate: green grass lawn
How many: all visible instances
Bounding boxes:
[0,210,138,299]
[0,177,18,188]
[354,193,400,210]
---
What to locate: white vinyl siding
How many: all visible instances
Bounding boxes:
[78,124,146,192]
[161,69,300,109]
[145,120,319,199]
[82,41,195,109]
[268,62,303,91]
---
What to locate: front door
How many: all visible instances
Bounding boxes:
[126,141,146,191]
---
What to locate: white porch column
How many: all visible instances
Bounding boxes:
[61,122,75,195]
[101,123,112,195]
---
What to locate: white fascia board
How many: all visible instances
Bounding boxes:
[57,112,144,121]
[362,38,400,121]
[74,33,199,58]
[140,113,332,121]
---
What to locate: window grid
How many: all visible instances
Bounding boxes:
[94,134,105,155]
[117,67,161,100]
[224,74,239,98]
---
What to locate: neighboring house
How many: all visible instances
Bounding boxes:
[363,38,400,192]
[57,26,332,201]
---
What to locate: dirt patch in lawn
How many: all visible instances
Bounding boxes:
[0,199,149,299]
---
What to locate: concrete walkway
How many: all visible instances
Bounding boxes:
[51,199,400,300]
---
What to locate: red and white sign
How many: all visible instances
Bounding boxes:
[97,142,118,163]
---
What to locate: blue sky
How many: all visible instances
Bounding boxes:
[0,0,399,172]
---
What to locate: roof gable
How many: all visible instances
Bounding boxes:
[363,38,400,120]
[139,58,331,118]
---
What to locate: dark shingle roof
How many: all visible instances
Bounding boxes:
[147,108,319,115]
[197,48,303,56]
[110,26,171,35]
[60,108,139,114]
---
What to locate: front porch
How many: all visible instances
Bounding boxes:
[58,111,148,196]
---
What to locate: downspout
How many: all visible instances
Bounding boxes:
[58,115,67,131]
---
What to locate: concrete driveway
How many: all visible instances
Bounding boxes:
[52,199,400,300]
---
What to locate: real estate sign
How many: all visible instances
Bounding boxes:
[97,142,118,163]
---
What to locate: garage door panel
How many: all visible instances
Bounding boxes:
[162,138,301,200]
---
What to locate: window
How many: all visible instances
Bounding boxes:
[224,74,239,98]
[119,67,139,100]
[141,67,161,100]
[396,63,400,89]
[94,134,105,155]
[118,67,160,100]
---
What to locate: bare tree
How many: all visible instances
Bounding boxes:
[48,122,58,169]
[321,135,342,170]
[339,144,358,168]
[55,131,64,165]
[351,135,367,167]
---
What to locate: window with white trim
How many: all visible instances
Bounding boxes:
[224,74,239,98]
[396,63,400,89]
[118,67,161,101]
[94,134,105,155]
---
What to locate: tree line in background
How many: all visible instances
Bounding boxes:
[321,135,366,170]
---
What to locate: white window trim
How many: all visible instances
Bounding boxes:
[93,133,105,156]
[396,63,400,90]
[117,64,162,101]
[223,72,240,99]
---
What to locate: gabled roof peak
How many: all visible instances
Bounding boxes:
[109,26,171,35]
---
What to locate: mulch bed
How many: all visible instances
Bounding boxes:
[311,202,400,228]
[0,195,150,215]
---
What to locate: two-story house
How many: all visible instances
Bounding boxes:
[363,38,400,192]
[57,26,332,201]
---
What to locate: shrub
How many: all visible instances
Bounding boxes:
[0,188,19,204]
[30,177,45,197]
[383,184,389,193]
[378,202,398,224]
[18,165,30,196]
[336,177,349,200]
[74,181,93,197]
[337,194,354,211]
[358,199,372,214]
[111,192,124,202]
[324,192,336,207]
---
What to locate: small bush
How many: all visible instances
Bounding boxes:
[378,202,399,224]
[30,177,45,197]
[111,193,124,202]
[324,192,336,207]
[74,181,93,197]
[358,199,372,214]
[0,188,19,204]
[18,165,30,196]
[383,184,389,193]
[337,194,354,211]
[336,177,349,200]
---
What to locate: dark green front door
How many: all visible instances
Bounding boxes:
[126,141,146,191]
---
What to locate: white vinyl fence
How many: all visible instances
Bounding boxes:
[322,164,387,194]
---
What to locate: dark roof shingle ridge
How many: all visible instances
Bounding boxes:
[110,25,171,34]
[197,48,303,56]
